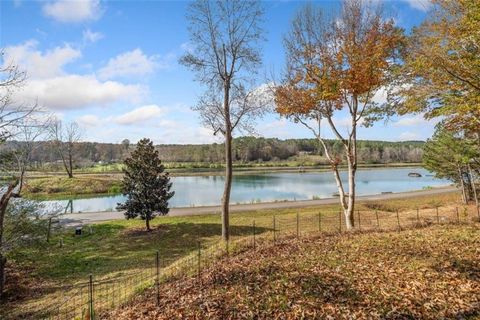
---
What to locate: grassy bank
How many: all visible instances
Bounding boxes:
[106,224,480,319]
[73,159,422,174]
[1,190,470,318]
[23,175,122,199]
[22,163,423,199]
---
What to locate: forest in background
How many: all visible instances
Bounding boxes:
[1,136,424,170]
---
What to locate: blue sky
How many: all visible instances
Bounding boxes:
[1,0,437,144]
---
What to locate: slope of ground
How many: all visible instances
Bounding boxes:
[105,224,480,320]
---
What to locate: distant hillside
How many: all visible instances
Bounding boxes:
[1,137,424,169]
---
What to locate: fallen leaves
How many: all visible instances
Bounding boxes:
[104,224,480,320]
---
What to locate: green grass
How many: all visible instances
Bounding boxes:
[3,190,468,318]
[10,190,463,281]
[72,159,421,174]
[22,176,122,199]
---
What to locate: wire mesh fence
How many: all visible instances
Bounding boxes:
[34,204,479,319]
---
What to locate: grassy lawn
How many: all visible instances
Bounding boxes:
[2,190,473,318]
[22,175,122,199]
[105,223,480,319]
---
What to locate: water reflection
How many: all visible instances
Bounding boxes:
[43,167,449,213]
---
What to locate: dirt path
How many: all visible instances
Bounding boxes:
[61,186,458,226]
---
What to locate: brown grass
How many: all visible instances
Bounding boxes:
[105,224,480,320]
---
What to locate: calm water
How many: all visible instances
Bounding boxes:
[45,167,449,213]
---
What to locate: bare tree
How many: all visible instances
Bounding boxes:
[49,120,82,178]
[0,53,34,141]
[275,1,404,229]
[180,0,266,241]
[8,117,51,195]
[0,51,39,297]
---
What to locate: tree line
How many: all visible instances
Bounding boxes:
[180,0,479,237]
[0,137,424,170]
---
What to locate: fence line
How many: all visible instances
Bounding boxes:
[31,204,480,319]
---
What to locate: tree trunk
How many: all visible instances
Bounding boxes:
[17,167,26,196]
[458,166,468,204]
[0,254,6,299]
[345,157,356,230]
[345,121,358,230]
[146,216,151,231]
[468,163,478,207]
[222,82,232,242]
[0,180,18,298]
[68,150,73,179]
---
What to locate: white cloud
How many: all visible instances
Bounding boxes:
[393,114,440,127]
[4,40,144,111]
[258,119,291,139]
[42,0,102,23]
[98,49,163,80]
[371,87,388,105]
[77,114,101,127]
[153,121,218,144]
[394,114,427,127]
[3,40,81,78]
[403,0,432,12]
[399,131,420,141]
[16,75,143,110]
[114,105,166,125]
[83,29,104,43]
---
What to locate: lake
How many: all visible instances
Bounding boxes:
[44,167,449,214]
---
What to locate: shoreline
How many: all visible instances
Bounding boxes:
[23,164,426,200]
[18,162,423,179]
[61,185,458,225]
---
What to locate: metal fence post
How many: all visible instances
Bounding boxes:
[80,284,84,318]
[156,251,160,306]
[89,274,94,320]
[46,217,52,243]
[273,215,276,242]
[396,209,400,231]
[357,210,361,230]
[375,210,379,228]
[112,281,115,308]
[339,211,342,232]
[296,212,299,238]
[197,242,201,278]
[253,220,256,250]
[456,207,459,223]
[436,206,439,223]
[318,212,321,232]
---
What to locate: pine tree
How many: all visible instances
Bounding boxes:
[117,138,174,231]
[423,125,479,204]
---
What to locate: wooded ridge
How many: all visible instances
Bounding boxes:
[0,137,424,169]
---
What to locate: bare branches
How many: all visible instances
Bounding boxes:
[181,0,266,241]
[193,82,271,137]
[180,0,264,87]
[181,1,267,137]
[49,120,83,178]
[0,51,37,141]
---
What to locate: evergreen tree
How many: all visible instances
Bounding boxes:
[423,125,479,204]
[117,138,174,231]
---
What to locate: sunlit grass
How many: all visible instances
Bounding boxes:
[3,189,471,318]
